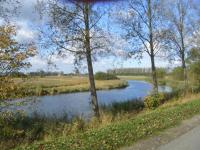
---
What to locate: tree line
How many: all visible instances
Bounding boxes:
[108,68,153,76]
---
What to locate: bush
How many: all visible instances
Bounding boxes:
[50,88,58,95]
[163,88,182,100]
[171,67,184,81]
[0,77,30,100]
[0,111,44,141]
[156,68,166,79]
[158,80,166,85]
[101,99,144,115]
[35,86,48,96]
[94,72,118,80]
[188,61,200,87]
[144,93,165,109]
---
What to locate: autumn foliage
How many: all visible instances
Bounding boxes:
[0,25,36,100]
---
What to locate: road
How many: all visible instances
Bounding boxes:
[158,125,200,150]
[121,115,200,150]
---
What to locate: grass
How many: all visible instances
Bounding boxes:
[118,75,151,82]
[101,99,144,115]
[14,96,200,150]
[118,75,186,88]
[13,76,128,97]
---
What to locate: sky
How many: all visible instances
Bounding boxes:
[0,0,184,73]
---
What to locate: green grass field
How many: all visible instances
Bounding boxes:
[14,76,128,96]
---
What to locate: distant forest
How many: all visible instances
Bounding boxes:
[107,68,169,76]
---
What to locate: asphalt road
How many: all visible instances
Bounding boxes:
[158,125,200,150]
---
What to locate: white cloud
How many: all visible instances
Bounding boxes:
[27,53,75,73]
[15,20,38,42]
[49,54,74,65]
[29,55,46,67]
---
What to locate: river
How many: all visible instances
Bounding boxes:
[3,80,171,120]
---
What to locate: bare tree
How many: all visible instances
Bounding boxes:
[37,0,110,118]
[115,0,165,93]
[160,0,196,87]
[0,0,20,22]
[191,2,200,48]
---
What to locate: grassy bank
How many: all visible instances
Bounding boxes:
[118,75,151,82]
[14,95,200,150]
[118,75,185,88]
[13,76,128,97]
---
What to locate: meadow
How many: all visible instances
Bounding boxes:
[13,76,128,97]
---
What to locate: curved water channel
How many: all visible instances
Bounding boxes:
[5,80,171,120]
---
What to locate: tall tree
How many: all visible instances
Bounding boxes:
[0,25,36,99]
[161,0,195,87]
[37,0,110,118]
[115,0,165,93]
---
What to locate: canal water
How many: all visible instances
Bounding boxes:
[2,80,171,120]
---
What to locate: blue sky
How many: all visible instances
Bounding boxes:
[0,0,186,73]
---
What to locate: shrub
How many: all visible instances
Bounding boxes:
[156,68,166,79]
[191,86,200,93]
[0,77,29,100]
[188,61,200,87]
[0,111,70,149]
[94,72,118,80]
[0,111,44,141]
[171,67,184,81]
[163,88,185,100]
[35,86,48,96]
[50,88,58,95]
[158,80,166,85]
[144,93,165,109]
[101,99,144,115]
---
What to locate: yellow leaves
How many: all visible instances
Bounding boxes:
[15,53,27,61]
[26,44,37,56]
[0,77,26,100]
[0,25,16,49]
[0,25,16,36]
[0,24,37,75]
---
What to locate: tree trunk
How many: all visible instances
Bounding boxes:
[148,0,158,93]
[179,9,188,88]
[150,54,158,93]
[181,51,188,88]
[180,32,188,88]
[86,51,100,118]
[84,3,100,119]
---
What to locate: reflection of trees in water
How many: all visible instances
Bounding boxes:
[0,97,38,113]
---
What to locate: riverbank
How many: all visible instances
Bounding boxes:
[13,76,128,97]
[118,75,151,82]
[118,75,185,88]
[12,94,200,150]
